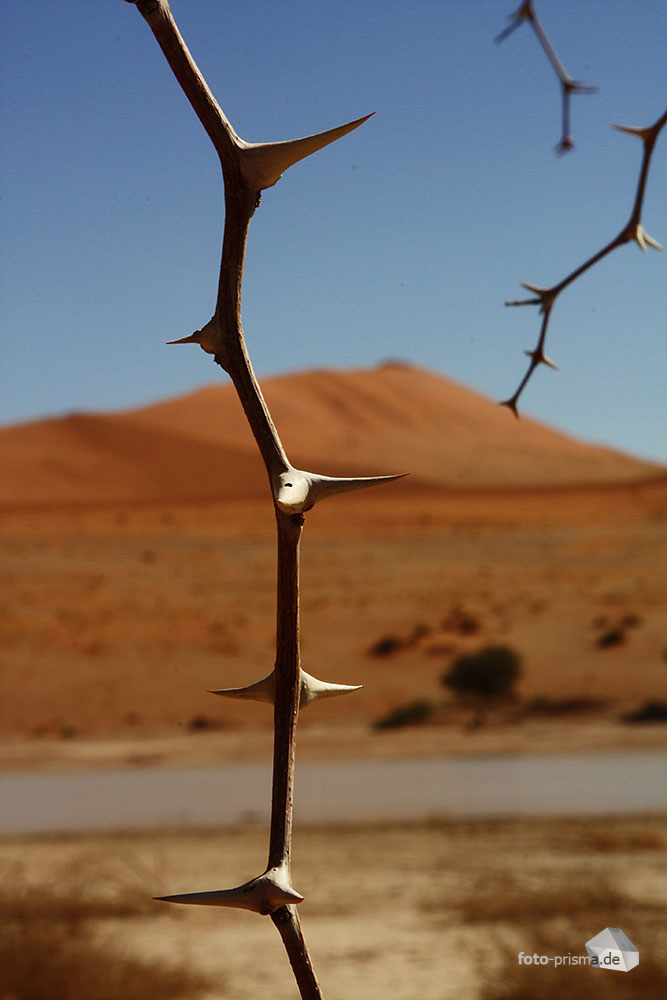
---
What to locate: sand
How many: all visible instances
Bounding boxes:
[1,364,665,767]
[3,816,666,999]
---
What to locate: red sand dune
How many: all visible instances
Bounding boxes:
[0,363,662,505]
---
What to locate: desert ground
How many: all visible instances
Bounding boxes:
[1,365,666,999]
[1,365,666,765]
[2,816,666,1000]
[1,481,666,768]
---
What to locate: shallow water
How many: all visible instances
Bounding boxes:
[1,751,665,835]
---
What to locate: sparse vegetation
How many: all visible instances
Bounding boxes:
[454,870,628,924]
[478,925,667,1000]
[592,611,642,649]
[0,864,214,1000]
[186,713,225,732]
[441,645,522,701]
[373,698,435,730]
[441,605,481,636]
[621,700,667,724]
[525,695,607,717]
[596,626,626,648]
[368,634,404,657]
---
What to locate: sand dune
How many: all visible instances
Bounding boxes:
[0,363,662,506]
[1,363,665,747]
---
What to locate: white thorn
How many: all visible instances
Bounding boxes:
[166,316,219,354]
[155,864,302,916]
[633,223,663,253]
[506,282,558,312]
[299,670,362,706]
[237,113,374,191]
[211,673,276,705]
[272,465,406,514]
[210,668,362,709]
[523,348,559,370]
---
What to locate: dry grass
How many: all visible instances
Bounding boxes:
[0,855,214,1000]
[451,870,630,925]
[2,815,665,999]
[478,925,667,1000]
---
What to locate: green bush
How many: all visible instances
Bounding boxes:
[372,698,434,730]
[441,645,521,701]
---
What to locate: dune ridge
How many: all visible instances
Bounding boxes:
[1,363,662,506]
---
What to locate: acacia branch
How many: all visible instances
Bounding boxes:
[122,3,399,997]
[502,109,666,415]
[496,0,597,154]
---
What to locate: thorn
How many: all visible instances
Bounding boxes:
[613,111,667,145]
[210,669,362,709]
[495,0,533,43]
[612,123,653,143]
[620,221,663,252]
[506,283,557,312]
[563,79,598,95]
[499,397,520,418]
[155,864,303,916]
[166,316,220,354]
[554,136,574,156]
[272,466,406,514]
[523,348,559,370]
[238,113,375,191]
[632,223,663,253]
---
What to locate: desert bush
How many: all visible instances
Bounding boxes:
[368,634,404,657]
[621,700,667,724]
[441,605,481,635]
[373,698,434,730]
[441,645,522,701]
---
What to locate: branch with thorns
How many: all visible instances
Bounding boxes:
[501,109,666,416]
[496,0,598,154]
[121,2,403,997]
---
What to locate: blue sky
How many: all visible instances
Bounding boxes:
[2,1,666,463]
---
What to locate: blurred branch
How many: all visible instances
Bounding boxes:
[496,0,597,154]
[501,109,666,415]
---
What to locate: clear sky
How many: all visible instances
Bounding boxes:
[2,1,666,463]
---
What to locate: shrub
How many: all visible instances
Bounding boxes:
[368,634,404,657]
[621,701,667,724]
[441,645,521,701]
[372,699,434,730]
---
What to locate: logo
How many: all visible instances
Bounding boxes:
[585,928,639,972]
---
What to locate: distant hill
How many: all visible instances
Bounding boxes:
[0,363,662,505]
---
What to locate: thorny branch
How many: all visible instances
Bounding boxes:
[501,109,666,416]
[496,0,597,154]
[122,2,400,997]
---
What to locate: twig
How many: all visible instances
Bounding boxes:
[496,0,597,154]
[501,108,666,415]
[122,2,402,997]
